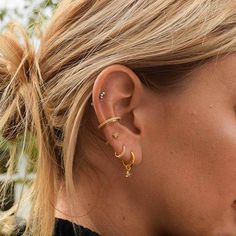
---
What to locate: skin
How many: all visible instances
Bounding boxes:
[55,54,236,235]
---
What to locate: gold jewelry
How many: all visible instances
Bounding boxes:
[97,116,121,129]
[112,133,119,139]
[122,151,135,177]
[105,132,119,145]
[115,145,126,159]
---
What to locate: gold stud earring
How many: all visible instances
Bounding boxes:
[98,117,121,145]
[112,133,119,139]
[105,132,119,145]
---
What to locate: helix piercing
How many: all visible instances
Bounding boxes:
[90,90,105,106]
[99,91,106,100]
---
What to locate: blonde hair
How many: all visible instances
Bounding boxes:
[1,0,236,235]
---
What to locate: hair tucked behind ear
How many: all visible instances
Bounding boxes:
[1,0,236,235]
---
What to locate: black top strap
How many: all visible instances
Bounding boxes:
[14,218,100,236]
[54,217,100,236]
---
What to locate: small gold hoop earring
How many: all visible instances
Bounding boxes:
[97,116,121,129]
[115,145,126,159]
[122,151,135,178]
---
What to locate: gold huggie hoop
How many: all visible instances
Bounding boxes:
[97,116,121,129]
[115,145,126,159]
[122,151,135,178]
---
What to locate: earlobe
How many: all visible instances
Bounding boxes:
[91,64,144,177]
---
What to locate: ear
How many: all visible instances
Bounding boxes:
[92,64,144,166]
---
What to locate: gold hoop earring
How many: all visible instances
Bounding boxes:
[115,145,126,159]
[97,116,121,129]
[122,151,135,177]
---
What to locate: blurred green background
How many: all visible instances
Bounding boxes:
[0,0,59,32]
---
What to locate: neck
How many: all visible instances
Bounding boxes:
[55,164,159,236]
